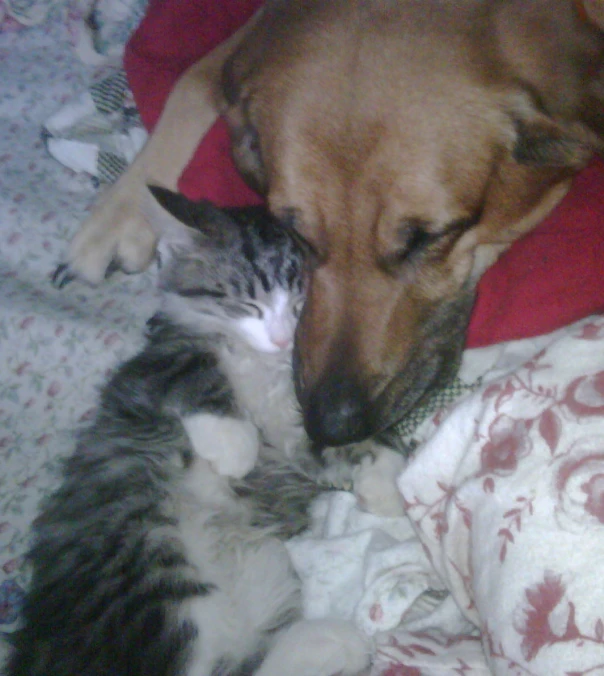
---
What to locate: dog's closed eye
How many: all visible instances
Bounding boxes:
[382,211,482,274]
[380,217,438,271]
[396,218,437,260]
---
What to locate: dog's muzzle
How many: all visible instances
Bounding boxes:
[293,286,475,447]
[301,372,376,446]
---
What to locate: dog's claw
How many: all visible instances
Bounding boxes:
[51,257,123,289]
[104,260,120,279]
[51,263,76,289]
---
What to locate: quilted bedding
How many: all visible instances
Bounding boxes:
[1,3,604,674]
[0,0,158,642]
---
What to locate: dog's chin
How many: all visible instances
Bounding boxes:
[376,338,464,434]
[301,345,463,447]
[295,288,475,448]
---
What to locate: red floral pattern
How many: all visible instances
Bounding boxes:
[480,415,533,476]
[582,473,604,523]
[394,315,604,675]
[517,571,576,661]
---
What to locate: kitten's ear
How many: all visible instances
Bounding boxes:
[143,186,201,251]
[143,185,237,248]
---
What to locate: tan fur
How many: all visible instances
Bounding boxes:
[66,0,604,446]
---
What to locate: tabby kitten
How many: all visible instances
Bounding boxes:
[5,188,371,676]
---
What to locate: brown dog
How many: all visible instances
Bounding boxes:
[62,0,604,447]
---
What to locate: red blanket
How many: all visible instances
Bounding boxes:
[124,0,604,348]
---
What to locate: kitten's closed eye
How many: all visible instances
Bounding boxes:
[234,289,300,353]
[179,288,227,299]
[242,302,264,319]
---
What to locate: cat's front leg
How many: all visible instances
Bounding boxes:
[319,442,407,517]
[256,619,372,676]
[352,446,407,517]
[181,414,260,479]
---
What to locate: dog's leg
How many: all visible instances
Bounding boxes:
[57,13,262,286]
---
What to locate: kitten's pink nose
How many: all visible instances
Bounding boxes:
[271,334,292,350]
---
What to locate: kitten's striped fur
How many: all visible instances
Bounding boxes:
[5,189,371,676]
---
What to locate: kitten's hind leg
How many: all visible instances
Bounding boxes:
[256,619,372,676]
[181,536,301,676]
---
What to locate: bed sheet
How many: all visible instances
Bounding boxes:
[0,9,159,642]
[1,9,604,676]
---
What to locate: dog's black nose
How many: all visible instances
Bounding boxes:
[303,376,375,446]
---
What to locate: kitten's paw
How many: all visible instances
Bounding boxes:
[317,456,355,491]
[353,446,407,517]
[257,619,373,676]
[318,440,376,490]
[65,181,157,285]
[182,414,260,479]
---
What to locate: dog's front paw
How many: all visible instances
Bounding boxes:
[353,446,407,517]
[62,181,157,285]
[51,259,121,289]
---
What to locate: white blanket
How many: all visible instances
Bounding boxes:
[287,316,604,674]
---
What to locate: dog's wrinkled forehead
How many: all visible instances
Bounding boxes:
[224,3,511,221]
[225,0,598,249]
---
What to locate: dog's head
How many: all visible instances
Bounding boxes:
[221,0,604,445]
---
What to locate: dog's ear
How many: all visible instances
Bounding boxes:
[583,0,604,30]
[510,109,596,169]
[464,87,601,279]
[493,0,604,150]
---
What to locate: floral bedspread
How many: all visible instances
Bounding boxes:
[387,315,604,674]
[1,7,604,676]
[0,6,158,648]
